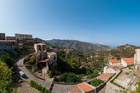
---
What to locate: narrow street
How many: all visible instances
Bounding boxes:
[16,57,53,89]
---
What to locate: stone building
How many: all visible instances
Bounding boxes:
[47,52,57,70]
[5,36,16,40]
[134,49,140,70]
[15,33,32,40]
[0,40,18,50]
[18,43,23,50]
[34,43,57,73]
[0,33,5,40]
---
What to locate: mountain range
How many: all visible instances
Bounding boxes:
[46,39,115,53]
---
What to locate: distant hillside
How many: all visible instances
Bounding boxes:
[110,44,136,58]
[35,38,53,46]
[84,44,137,65]
[46,39,114,53]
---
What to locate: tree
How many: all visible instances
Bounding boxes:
[0,54,13,68]
[0,61,13,92]
[69,58,77,69]
[77,58,81,68]
[30,55,36,64]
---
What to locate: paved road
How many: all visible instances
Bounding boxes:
[17,57,52,89]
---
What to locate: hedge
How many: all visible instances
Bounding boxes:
[30,80,52,93]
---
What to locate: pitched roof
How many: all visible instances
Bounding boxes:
[77,82,94,92]
[97,73,115,80]
[122,58,134,64]
[70,87,81,92]
[109,59,120,63]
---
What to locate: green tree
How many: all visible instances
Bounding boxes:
[77,58,81,68]
[0,61,13,92]
[69,58,77,69]
[0,54,13,68]
[30,55,36,64]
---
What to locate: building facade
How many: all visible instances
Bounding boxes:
[0,33,5,40]
[121,58,134,67]
[5,36,16,40]
[15,34,32,40]
[134,49,140,70]
[0,40,18,50]
[109,59,120,66]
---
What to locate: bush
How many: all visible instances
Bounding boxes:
[58,73,79,83]
[91,79,104,87]
[28,69,33,73]
[78,74,85,79]
[24,56,30,63]
[90,73,97,79]
[34,67,38,72]
[30,80,52,93]
[47,70,52,76]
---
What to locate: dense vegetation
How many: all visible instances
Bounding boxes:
[30,80,52,93]
[57,51,85,74]
[58,73,79,83]
[0,53,13,68]
[57,51,100,79]
[91,79,104,87]
[0,60,13,92]
[47,39,114,53]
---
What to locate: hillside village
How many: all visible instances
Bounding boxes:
[1,32,140,93]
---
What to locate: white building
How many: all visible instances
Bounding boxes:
[134,49,140,70]
[109,59,120,66]
[121,58,134,67]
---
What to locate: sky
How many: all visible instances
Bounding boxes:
[0,0,140,47]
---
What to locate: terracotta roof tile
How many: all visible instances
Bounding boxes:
[122,58,134,64]
[97,73,115,80]
[109,59,120,63]
[77,82,94,92]
[70,87,81,92]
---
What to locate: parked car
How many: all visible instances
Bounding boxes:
[19,71,25,78]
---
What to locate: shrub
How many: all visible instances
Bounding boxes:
[29,80,52,93]
[24,56,30,63]
[58,73,79,83]
[47,70,52,76]
[28,69,33,73]
[90,73,97,79]
[34,67,38,72]
[91,79,104,87]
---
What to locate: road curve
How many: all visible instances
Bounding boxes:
[16,57,52,89]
